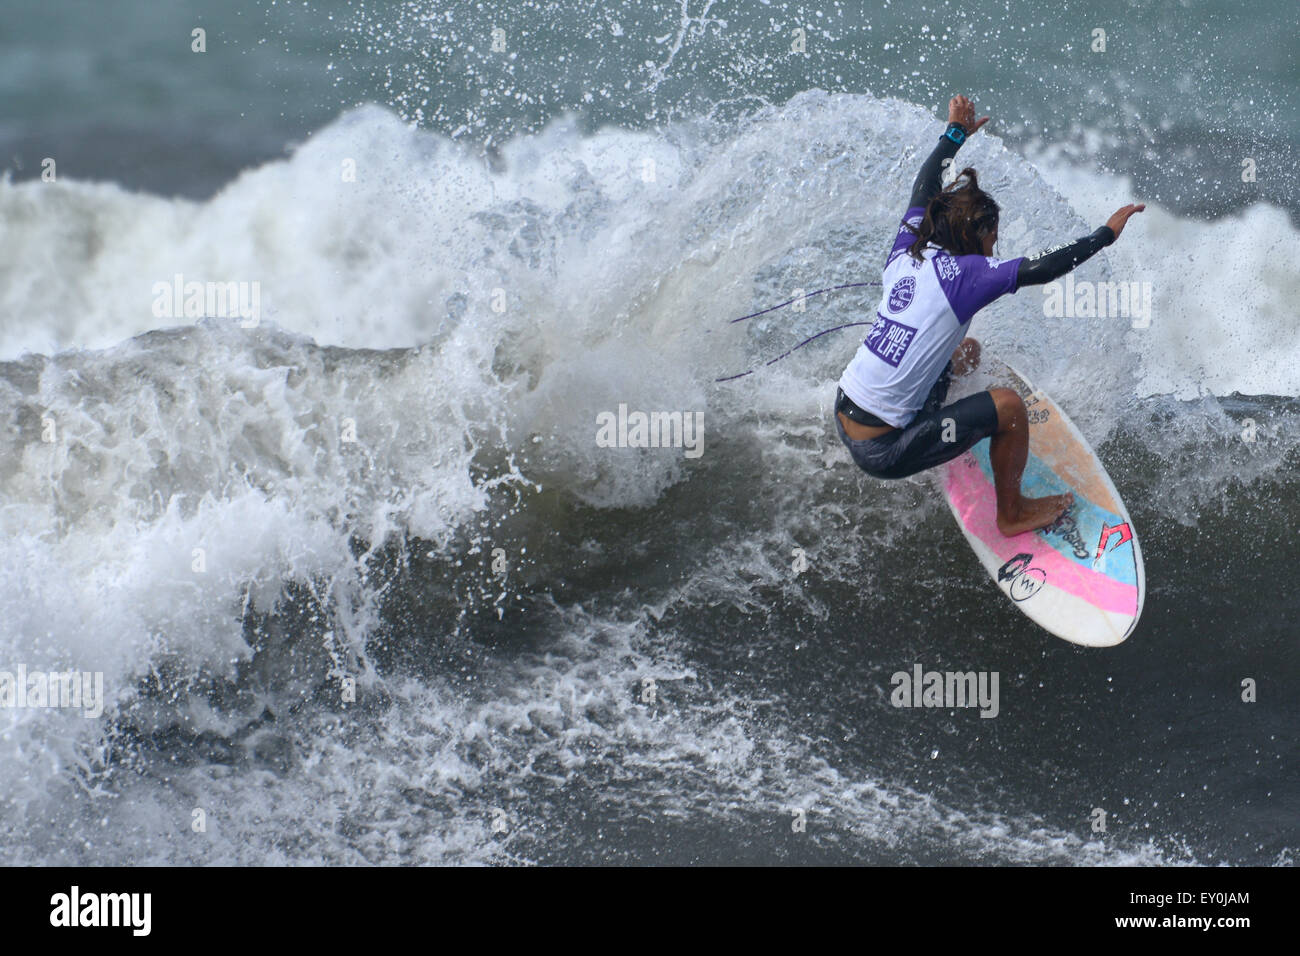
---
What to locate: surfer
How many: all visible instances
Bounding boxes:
[834,95,1144,535]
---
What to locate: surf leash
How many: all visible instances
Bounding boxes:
[714,281,880,382]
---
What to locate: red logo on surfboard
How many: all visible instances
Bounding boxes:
[1095,522,1133,560]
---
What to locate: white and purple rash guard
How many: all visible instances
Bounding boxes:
[837,212,1023,427]
[837,123,1115,428]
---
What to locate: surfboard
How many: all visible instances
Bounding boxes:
[942,360,1144,647]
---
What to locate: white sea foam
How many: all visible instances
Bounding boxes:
[0,91,1289,863]
[1026,147,1300,400]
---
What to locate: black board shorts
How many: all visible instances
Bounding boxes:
[834,364,1000,480]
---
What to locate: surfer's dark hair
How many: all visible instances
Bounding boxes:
[905,166,1000,260]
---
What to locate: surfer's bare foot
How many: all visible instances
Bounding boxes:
[997,493,1073,536]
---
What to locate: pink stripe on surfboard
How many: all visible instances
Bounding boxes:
[946,456,1139,617]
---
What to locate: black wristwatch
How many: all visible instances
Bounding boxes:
[944,122,967,145]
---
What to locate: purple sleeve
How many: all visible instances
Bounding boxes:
[934,253,1026,324]
[886,206,925,264]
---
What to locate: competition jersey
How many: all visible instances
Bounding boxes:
[838,207,1024,427]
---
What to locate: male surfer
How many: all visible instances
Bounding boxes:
[834,94,1144,535]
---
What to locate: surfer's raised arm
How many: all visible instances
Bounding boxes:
[905,95,990,211]
[1015,204,1146,287]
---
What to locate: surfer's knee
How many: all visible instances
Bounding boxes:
[952,337,981,375]
[989,387,1025,430]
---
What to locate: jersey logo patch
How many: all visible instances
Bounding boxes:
[866,316,917,367]
[935,254,961,281]
[887,276,916,313]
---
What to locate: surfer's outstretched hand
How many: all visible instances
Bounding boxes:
[1105,203,1146,239]
[947,95,989,135]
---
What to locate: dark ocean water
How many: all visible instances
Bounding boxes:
[0,0,1295,865]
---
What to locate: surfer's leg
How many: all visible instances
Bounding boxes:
[843,391,998,479]
[951,337,981,376]
[988,387,1073,536]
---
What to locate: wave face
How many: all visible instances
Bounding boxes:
[1,92,1296,865]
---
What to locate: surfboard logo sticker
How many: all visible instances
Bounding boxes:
[1009,568,1047,602]
[1095,521,1133,561]
[1041,509,1090,561]
[997,553,1047,602]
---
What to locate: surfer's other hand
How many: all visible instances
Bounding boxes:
[947,95,989,135]
[1105,203,1146,239]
